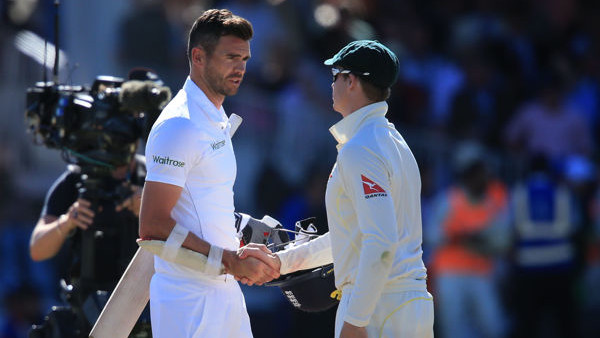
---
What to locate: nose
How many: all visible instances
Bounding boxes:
[235,60,246,73]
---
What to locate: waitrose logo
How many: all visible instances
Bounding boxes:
[152,155,185,167]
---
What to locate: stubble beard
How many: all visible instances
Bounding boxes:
[205,64,240,97]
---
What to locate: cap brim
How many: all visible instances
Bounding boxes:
[323,58,336,66]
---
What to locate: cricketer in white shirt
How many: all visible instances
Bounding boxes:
[144,77,251,338]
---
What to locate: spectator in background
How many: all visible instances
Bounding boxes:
[397,15,464,128]
[427,141,510,338]
[564,44,600,146]
[500,3,539,99]
[504,71,593,162]
[269,57,338,188]
[509,155,582,338]
[117,0,188,90]
[447,49,517,150]
[219,0,295,86]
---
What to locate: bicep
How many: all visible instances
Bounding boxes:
[139,181,183,239]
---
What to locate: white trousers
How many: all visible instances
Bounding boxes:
[335,289,434,338]
[149,273,252,338]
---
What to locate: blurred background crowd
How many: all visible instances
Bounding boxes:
[1,0,600,337]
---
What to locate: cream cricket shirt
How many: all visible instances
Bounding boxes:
[278,102,428,327]
[145,77,238,280]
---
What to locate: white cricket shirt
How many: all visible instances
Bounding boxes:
[277,102,428,327]
[145,77,238,280]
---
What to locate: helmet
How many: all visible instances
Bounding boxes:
[266,217,339,312]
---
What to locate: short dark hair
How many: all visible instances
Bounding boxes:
[187,9,253,61]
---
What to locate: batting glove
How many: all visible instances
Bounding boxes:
[234,212,288,247]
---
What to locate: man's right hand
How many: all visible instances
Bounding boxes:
[222,246,280,285]
[62,198,95,232]
[235,243,282,285]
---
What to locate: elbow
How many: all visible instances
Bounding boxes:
[138,221,152,239]
[30,253,45,262]
[138,219,164,240]
[29,245,49,262]
[363,234,398,254]
[138,211,155,239]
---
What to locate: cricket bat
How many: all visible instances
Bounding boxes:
[89,248,153,338]
[88,114,243,338]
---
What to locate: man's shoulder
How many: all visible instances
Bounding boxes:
[343,123,385,154]
[153,89,191,125]
[337,140,371,164]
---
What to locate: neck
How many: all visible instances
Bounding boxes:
[340,99,376,118]
[190,73,224,109]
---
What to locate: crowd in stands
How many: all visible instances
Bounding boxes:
[1,0,600,337]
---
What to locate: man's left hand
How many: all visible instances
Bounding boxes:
[340,322,367,338]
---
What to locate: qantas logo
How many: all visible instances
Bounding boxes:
[361,175,387,199]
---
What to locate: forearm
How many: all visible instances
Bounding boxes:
[277,232,333,274]
[345,238,397,327]
[30,215,71,261]
[139,216,241,274]
[139,217,215,257]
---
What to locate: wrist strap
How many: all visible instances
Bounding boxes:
[205,245,224,275]
[164,223,189,261]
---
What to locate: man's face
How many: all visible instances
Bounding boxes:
[331,68,350,114]
[204,35,251,97]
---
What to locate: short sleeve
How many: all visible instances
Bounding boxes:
[145,118,204,187]
[41,171,80,218]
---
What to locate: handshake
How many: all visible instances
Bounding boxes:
[227,242,281,286]
[228,214,321,286]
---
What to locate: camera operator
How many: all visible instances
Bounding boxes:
[28,153,148,338]
[29,160,142,263]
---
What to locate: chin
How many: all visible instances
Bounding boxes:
[332,102,341,113]
[224,87,240,96]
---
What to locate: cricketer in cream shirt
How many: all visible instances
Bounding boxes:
[277,101,431,329]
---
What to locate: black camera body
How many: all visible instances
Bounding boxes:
[25,76,145,169]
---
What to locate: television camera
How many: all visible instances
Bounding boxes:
[25,75,170,170]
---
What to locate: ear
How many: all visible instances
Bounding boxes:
[191,47,206,67]
[347,73,360,91]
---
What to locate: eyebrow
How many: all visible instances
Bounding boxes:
[226,52,251,61]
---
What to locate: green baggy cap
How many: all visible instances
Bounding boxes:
[324,40,399,88]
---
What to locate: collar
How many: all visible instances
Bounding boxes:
[183,77,228,130]
[329,101,388,145]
